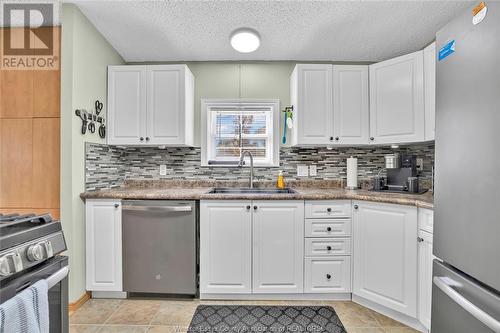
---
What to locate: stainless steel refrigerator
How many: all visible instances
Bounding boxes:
[433,2,500,332]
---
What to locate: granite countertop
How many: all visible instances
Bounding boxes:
[81,180,434,209]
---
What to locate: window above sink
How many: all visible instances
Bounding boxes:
[201,99,280,167]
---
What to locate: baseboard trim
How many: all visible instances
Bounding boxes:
[200,293,352,301]
[92,291,127,299]
[352,294,428,333]
[69,291,91,312]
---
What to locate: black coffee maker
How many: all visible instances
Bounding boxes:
[373,153,423,193]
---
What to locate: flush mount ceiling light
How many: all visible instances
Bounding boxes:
[230,28,260,53]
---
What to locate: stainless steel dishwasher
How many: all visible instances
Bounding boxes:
[122,200,197,296]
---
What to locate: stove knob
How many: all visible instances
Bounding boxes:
[0,257,12,276]
[27,244,45,262]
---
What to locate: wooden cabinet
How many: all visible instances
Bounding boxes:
[290,64,333,145]
[0,119,33,208]
[352,201,418,317]
[252,201,304,293]
[0,119,59,209]
[200,201,252,294]
[290,64,369,146]
[369,51,425,144]
[423,42,436,141]
[107,65,194,146]
[418,229,433,331]
[333,65,369,144]
[85,200,123,292]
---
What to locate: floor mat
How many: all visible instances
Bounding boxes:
[188,305,347,333]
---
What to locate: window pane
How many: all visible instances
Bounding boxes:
[241,113,267,135]
[214,113,240,136]
[241,138,267,158]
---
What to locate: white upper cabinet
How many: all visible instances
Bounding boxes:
[369,50,425,144]
[146,65,194,146]
[423,42,436,141]
[107,66,146,145]
[291,64,333,145]
[352,201,418,317]
[291,64,369,146]
[108,65,194,146]
[252,201,304,293]
[200,201,252,294]
[333,65,370,144]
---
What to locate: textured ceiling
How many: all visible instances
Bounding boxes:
[68,0,472,62]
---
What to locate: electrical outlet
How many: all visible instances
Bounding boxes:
[160,164,167,176]
[297,165,308,177]
[309,165,317,177]
[416,158,424,171]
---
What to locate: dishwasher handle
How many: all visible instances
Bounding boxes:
[122,205,192,213]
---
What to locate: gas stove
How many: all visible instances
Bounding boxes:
[0,213,66,281]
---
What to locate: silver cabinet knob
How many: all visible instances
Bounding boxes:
[353,204,359,210]
[417,237,424,243]
[146,137,150,141]
[114,203,120,208]
[140,137,144,141]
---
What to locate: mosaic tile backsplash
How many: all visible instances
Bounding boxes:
[85,142,435,191]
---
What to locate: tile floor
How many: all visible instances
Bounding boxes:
[69,298,420,333]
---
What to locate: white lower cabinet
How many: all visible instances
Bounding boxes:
[418,227,434,331]
[353,201,418,317]
[252,201,304,293]
[304,201,352,294]
[200,201,252,294]
[305,256,351,293]
[200,200,303,295]
[85,199,123,292]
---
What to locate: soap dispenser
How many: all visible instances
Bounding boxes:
[277,170,286,189]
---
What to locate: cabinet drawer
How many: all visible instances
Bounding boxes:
[304,256,351,293]
[305,201,351,219]
[305,219,351,237]
[418,208,434,234]
[305,238,351,256]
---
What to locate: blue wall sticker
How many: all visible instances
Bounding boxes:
[439,40,455,61]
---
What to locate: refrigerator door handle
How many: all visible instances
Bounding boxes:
[434,276,500,332]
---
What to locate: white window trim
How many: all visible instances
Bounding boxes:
[201,98,280,167]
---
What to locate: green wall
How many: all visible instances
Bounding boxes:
[61,3,124,302]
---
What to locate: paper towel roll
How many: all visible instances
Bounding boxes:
[346,157,358,189]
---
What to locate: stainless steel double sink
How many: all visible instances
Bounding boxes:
[206,188,297,194]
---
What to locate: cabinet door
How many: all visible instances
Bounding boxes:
[369,51,425,144]
[200,201,252,294]
[146,65,187,145]
[252,201,304,293]
[293,64,333,145]
[418,230,433,330]
[353,201,418,317]
[305,256,351,293]
[423,42,436,141]
[333,65,369,144]
[107,66,146,145]
[85,200,122,291]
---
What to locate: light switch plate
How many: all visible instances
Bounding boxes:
[297,165,308,177]
[416,158,424,171]
[309,165,317,176]
[160,164,167,176]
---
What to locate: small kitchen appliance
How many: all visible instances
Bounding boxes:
[373,153,425,194]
